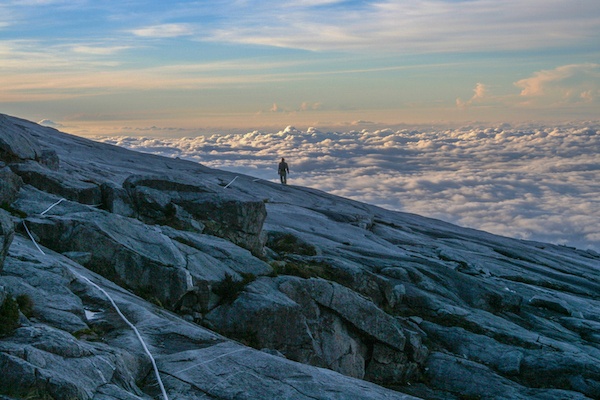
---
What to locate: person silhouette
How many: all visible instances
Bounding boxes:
[278,158,289,184]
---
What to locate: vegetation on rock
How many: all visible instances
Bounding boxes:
[267,232,317,256]
[0,295,20,336]
[16,294,34,318]
[212,273,256,305]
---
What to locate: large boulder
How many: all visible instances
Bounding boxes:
[121,175,267,255]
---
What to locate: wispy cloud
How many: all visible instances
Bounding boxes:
[2,1,599,125]
[131,23,195,38]
[204,0,600,53]
[0,46,313,101]
[0,44,458,102]
[0,70,283,100]
[71,45,131,55]
[0,40,76,71]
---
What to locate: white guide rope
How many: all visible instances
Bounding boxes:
[40,198,66,215]
[73,271,169,400]
[22,221,46,255]
[223,176,238,189]
[23,199,169,400]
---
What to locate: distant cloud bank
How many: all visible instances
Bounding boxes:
[95,122,600,252]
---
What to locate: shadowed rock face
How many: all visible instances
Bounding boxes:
[0,166,23,207]
[1,113,600,400]
[0,210,13,273]
[121,174,268,256]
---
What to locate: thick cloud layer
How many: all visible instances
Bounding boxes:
[95,122,600,252]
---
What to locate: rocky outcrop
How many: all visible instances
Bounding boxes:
[17,197,271,314]
[104,175,268,255]
[0,236,416,400]
[204,276,425,384]
[2,114,600,399]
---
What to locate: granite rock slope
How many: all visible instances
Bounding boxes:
[1,113,600,399]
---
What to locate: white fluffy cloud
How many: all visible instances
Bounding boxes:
[95,122,600,252]
[456,83,487,109]
[515,63,600,101]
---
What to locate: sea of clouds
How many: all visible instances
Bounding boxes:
[95,122,600,252]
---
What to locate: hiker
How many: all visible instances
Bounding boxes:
[278,157,289,184]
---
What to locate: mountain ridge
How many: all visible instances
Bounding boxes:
[1,113,600,399]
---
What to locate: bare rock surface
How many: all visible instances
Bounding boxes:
[2,113,600,399]
[0,115,44,162]
[1,236,414,399]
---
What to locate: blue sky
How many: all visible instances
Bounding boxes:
[1,0,599,134]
